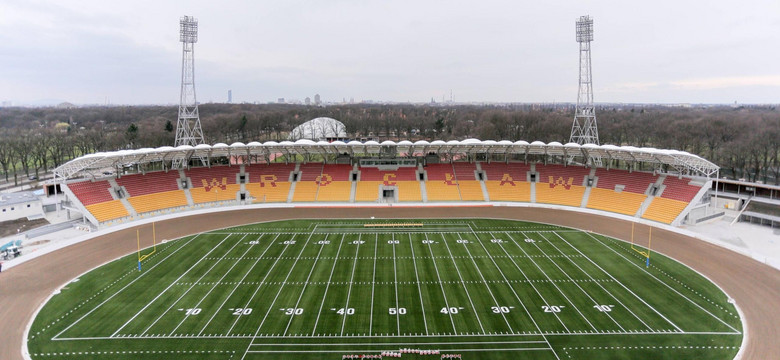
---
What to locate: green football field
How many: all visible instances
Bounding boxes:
[28,219,742,359]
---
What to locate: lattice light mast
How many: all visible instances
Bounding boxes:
[570,15,599,145]
[174,16,205,164]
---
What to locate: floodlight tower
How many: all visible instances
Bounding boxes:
[174,15,205,167]
[570,15,600,146]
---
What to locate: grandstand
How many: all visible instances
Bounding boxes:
[54,140,718,227]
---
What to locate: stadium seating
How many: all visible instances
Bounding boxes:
[485,181,531,202]
[355,181,382,202]
[458,181,484,201]
[128,190,188,213]
[245,163,295,183]
[480,162,530,182]
[85,200,129,222]
[116,171,180,197]
[359,167,417,181]
[191,184,242,204]
[316,181,352,202]
[396,181,422,202]
[292,181,319,202]
[314,164,352,202]
[595,169,657,194]
[425,181,461,201]
[323,164,353,181]
[586,188,647,216]
[536,184,586,207]
[185,165,239,188]
[424,163,462,201]
[536,164,590,187]
[642,197,689,224]
[661,176,701,202]
[452,162,478,180]
[68,180,114,205]
[298,163,323,181]
[535,164,589,207]
[246,182,291,203]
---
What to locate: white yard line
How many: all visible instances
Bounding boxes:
[439,233,486,334]
[282,232,329,336]
[455,231,514,334]
[492,231,570,332]
[369,233,377,335]
[408,233,429,335]
[224,233,297,335]
[53,233,202,339]
[310,234,347,335]
[509,232,597,331]
[239,226,321,360]
[581,231,737,332]
[198,234,280,335]
[392,233,401,335]
[111,233,235,337]
[424,232,458,335]
[469,226,564,359]
[54,329,740,341]
[527,231,625,332]
[167,234,252,335]
[565,232,685,332]
[139,234,246,336]
[340,233,362,336]
[542,232,653,331]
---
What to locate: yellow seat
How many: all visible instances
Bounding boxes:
[317,181,352,202]
[397,181,422,202]
[485,180,531,202]
[458,180,484,201]
[425,181,461,201]
[128,190,188,214]
[86,200,129,222]
[355,181,382,202]
[190,184,241,204]
[642,197,688,224]
[587,188,647,215]
[536,184,585,207]
[292,181,319,202]
[246,182,291,203]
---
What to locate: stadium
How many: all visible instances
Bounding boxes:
[1,135,778,360]
[1,11,779,360]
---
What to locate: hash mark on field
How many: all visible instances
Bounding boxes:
[311,233,347,335]
[580,232,739,332]
[282,232,329,336]
[198,234,281,336]
[425,233,458,335]
[111,233,234,338]
[53,233,203,340]
[544,232,654,331]
[560,232,684,333]
[225,233,298,335]
[409,233,429,335]
[169,234,254,335]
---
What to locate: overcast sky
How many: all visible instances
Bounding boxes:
[1,0,779,105]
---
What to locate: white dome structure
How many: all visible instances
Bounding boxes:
[288,117,347,141]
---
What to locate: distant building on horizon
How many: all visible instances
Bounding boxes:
[314,94,321,105]
[228,90,232,103]
[277,98,285,104]
[305,97,311,105]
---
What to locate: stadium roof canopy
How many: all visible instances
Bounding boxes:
[53,139,720,180]
[288,117,347,141]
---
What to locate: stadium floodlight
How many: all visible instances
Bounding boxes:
[174,15,206,168]
[570,15,599,148]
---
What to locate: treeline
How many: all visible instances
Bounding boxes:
[0,103,778,184]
